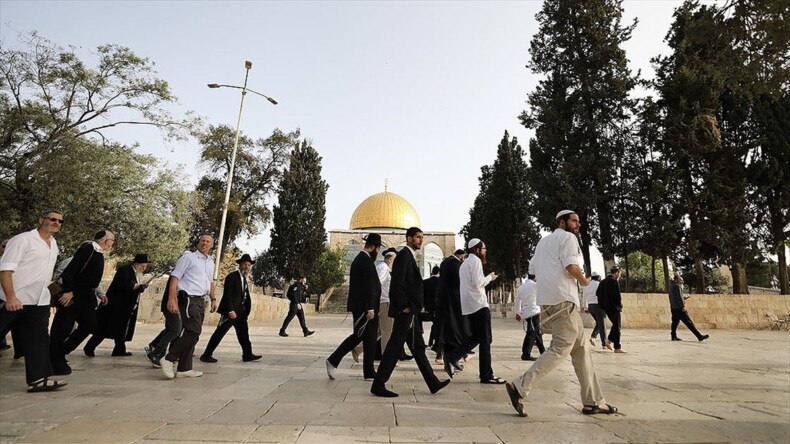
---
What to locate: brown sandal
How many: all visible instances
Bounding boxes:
[582,404,618,415]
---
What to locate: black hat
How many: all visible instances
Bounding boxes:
[94,230,107,240]
[431,266,440,275]
[133,254,150,264]
[363,233,382,247]
[453,249,466,256]
[236,253,255,264]
[610,265,620,274]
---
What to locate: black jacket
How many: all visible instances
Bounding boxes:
[388,247,423,317]
[286,281,308,305]
[218,269,251,317]
[95,263,145,341]
[61,242,105,292]
[423,275,439,313]
[347,251,381,314]
[668,282,685,310]
[596,275,622,311]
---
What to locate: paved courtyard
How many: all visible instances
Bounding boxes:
[1,313,788,443]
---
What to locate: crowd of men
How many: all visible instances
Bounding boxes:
[0,208,710,418]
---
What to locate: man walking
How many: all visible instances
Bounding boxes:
[161,234,217,379]
[442,238,505,384]
[370,227,450,398]
[279,276,314,337]
[583,272,610,350]
[597,266,625,353]
[0,211,66,392]
[326,233,382,380]
[669,276,709,342]
[438,249,469,365]
[200,253,262,363]
[505,210,617,417]
[514,274,544,361]
[423,266,440,349]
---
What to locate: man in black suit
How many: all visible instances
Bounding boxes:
[423,266,440,349]
[371,227,450,398]
[597,266,625,353]
[438,249,469,364]
[279,276,314,337]
[200,254,261,363]
[326,233,382,380]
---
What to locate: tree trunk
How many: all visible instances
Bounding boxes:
[624,253,630,293]
[694,255,705,294]
[579,223,593,276]
[651,256,657,293]
[662,256,671,292]
[731,260,749,294]
[778,242,789,295]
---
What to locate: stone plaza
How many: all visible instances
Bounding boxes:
[1,313,788,443]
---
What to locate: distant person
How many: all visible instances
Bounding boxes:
[669,276,709,342]
[201,254,261,363]
[582,272,610,350]
[0,211,66,392]
[84,254,151,357]
[50,230,114,375]
[279,276,314,337]
[597,266,625,353]
[514,274,544,361]
[506,210,617,418]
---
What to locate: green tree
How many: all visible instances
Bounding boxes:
[617,252,669,293]
[306,245,346,296]
[269,140,328,282]
[522,0,639,272]
[191,125,298,254]
[251,249,284,290]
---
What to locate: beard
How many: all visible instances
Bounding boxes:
[478,249,488,265]
[370,251,379,261]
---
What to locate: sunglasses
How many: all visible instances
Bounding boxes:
[47,217,64,224]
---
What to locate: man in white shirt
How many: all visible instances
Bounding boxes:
[514,274,544,361]
[506,210,617,417]
[442,238,505,384]
[161,234,217,379]
[582,272,609,349]
[0,210,66,392]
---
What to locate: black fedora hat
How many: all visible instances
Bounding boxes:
[236,253,255,264]
[133,253,150,264]
[363,233,382,247]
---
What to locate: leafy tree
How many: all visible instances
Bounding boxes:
[306,245,346,296]
[191,125,298,254]
[269,140,328,282]
[251,249,283,290]
[0,32,197,233]
[617,251,669,293]
[521,0,639,272]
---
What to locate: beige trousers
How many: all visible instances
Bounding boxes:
[512,301,605,407]
[353,302,395,356]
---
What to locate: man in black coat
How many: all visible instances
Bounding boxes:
[279,276,314,337]
[371,227,450,398]
[438,249,469,362]
[326,233,382,380]
[423,266,440,349]
[50,230,114,375]
[597,266,625,353]
[84,254,151,357]
[669,276,709,342]
[200,254,261,363]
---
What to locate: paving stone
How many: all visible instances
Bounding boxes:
[17,417,163,443]
[390,426,500,443]
[144,423,257,442]
[295,426,389,443]
[490,422,625,444]
[246,425,304,443]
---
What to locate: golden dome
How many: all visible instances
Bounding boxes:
[350,191,421,230]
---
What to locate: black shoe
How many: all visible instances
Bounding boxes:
[53,365,72,376]
[399,353,414,361]
[521,355,538,361]
[304,331,315,337]
[698,334,709,342]
[13,351,23,359]
[370,385,399,398]
[671,337,682,341]
[111,351,132,357]
[83,348,95,357]
[0,344,10,353]
[278,331,289,337]
[443,360,456,379]
[200,355,218,363]
[430,379,451,394]
[145,352,161,368]
[242,354,262,362]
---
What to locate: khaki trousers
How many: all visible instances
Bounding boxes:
[353,301,396,356]
[512,301,605,407]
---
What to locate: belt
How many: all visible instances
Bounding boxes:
[187,294,207,298]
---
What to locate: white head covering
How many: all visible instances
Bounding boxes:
[556,209,575,219]
[591,271,600,278]
[467,238,482,250]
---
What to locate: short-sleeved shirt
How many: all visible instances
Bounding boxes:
[376,261,391,304]
[0,229,59,306]
[529,229,582,306]
[170,250,214,296]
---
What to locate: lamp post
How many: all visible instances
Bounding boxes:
[208,60,278,281]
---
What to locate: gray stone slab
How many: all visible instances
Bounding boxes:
[17,417,164,443]
[144,423,257,442]
[390,426,501,443]
[295,426,389,443]
[201,399,276,424]
[259,401,395,427]
[246,425,304,443]
[490,422,625,444]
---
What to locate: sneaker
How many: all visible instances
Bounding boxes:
[145,352,161,368]
[326,359,336,380]
[200,355,218,363]
[162,360,176,379]
[175,369,203,378]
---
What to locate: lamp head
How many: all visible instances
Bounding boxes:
[245,60,252,69]
[207,83,220,88]
[267,97,278,105]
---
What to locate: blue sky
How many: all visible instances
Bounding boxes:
[1,0,705,273]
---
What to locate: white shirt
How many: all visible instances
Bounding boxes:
[376,261,391,303]
[529,229,582,306]
[170,250,214,296]
[0,229,59,306]
[582,280,600,308]
[459,253,492,315]
[514,279,540,318]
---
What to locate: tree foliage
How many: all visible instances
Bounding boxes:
[306,245,346,296]
[251,249,284,290]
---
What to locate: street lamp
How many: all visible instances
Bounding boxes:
[208,60,278,281]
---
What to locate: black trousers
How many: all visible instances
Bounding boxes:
[202,314,253,358]
[280,303,309,333]
[521,313,545,358]
[444,307,494,381]
[671,309,703,339]
[328,311,378,378]
[149,309,182,360]
[50,289,98,367]
[0,305,53,385]
[165,296,204,372]
[605,309,622,350]
[84,335,127,354]
[588,303,608,346]
[431,311,444,359]
[372,311,441,391]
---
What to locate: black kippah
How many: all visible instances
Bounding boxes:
[94,230,106,240]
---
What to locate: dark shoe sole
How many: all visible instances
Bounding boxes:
[199,356,218,363]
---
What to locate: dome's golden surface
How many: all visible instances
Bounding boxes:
[349,191,421,230]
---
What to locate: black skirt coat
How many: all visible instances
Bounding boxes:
[95,264,145,341]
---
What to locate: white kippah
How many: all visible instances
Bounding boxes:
[467,238,482,250]
[555,209,575,219]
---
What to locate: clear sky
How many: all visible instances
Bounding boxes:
[0,0,709,274]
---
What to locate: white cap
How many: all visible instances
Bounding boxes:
[556,209,575,219]
[467,238,482,250]
[591,271,600,278]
